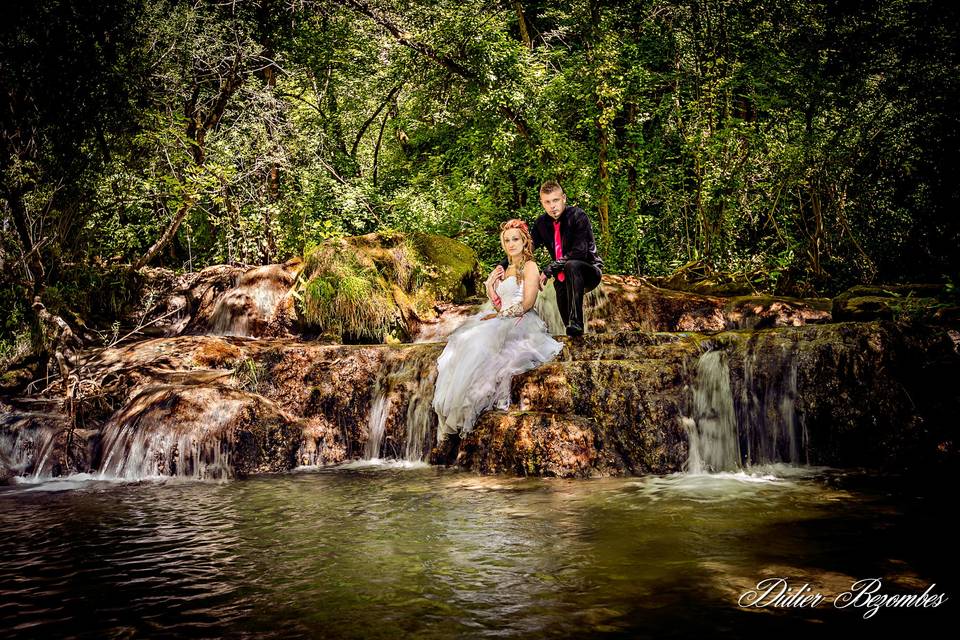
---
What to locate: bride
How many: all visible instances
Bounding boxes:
[433,219,563,441]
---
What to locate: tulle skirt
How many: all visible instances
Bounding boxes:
[432,309,563,441]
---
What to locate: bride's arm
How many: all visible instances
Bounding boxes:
[485,272,502,310]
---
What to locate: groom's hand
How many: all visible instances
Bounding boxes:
[544,260,566,278]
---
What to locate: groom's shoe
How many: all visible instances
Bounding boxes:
[565,323,584,337]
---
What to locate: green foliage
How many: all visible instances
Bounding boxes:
[233,357,266,393]
[298,238,395,342]
[3,0,958,351]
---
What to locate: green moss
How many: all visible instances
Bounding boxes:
[408,232,479,302]
[296,232,479,343]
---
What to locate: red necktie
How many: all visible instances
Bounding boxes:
[553,220,565,282]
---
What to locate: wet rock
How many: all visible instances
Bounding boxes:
[585,275,726,333]
[0,362,37,394]
[97,385,303,479]
[510,344,694,475]
[722,295,831,329]
[126,261,302,339]
[203,262,302,337]
[449,411,620,478]
[713,321,960,471]
[584,275,830,333]
[0,399,82,478]
[3,314,958,481]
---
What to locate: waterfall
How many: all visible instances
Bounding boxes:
[686,350,741,472]
[537,280,568,336]
[402,359,439,462]
[362,378,392,460]
[208,264,294,337]
[0,409,68,480]
[97,387,243,480]
[738,342,807,465]
[685,337,809,473]
[361,348,439,462]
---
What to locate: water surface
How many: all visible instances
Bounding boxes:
[1,464,955,638]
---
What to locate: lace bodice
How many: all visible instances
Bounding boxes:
[496,275,523,306]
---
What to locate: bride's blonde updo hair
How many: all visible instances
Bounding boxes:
[500,219,535,283]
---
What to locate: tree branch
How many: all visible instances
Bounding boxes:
[351,82,403,159]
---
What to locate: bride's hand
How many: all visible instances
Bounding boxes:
[486,265,504,285]
[480,313,498,321]
[538,273,547,290]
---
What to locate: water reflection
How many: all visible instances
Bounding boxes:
[0,466,955,638]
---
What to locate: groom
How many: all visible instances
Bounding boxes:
[492,181,603,336]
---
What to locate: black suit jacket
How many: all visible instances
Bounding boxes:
[530,205,603,269]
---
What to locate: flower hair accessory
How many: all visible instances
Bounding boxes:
[500,219,529,235]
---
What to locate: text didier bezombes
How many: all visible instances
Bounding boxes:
[738,578,948,619]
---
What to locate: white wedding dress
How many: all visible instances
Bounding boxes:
[433,275,563,441]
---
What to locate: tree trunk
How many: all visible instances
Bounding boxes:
[597,119,611,260]
[136,53,244,269]
[513,2,533,49]
[372,111,389,188]
[3,185,46,298]
[133,198,196,270]
[626,104,638,221]
[262,52,279,262]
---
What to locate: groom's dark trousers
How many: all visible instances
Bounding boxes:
[554,260,601,332]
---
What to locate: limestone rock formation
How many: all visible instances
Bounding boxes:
[2,233,958,482]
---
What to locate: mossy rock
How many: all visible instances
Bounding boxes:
[688,281,757,296]
[832,284,950,322]
[407,232,479,302]
[296,232,480,343]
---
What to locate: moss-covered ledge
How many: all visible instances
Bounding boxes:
[296,232,481,343]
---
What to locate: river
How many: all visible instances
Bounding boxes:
[1,464,954,638]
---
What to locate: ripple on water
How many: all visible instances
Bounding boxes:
[0,465,954,638]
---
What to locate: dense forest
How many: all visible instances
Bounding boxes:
[3,0,959,360]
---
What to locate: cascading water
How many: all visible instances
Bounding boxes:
[362,377,392,460]
[685,337,809,473]
[0,407,71,480]
[737,340,807,465]
[97,386,240,480]
[361,348,439,462]
[402,357,439,461]
[208,264,294,337]
[536,280,567,336]
[685,349,740,473]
